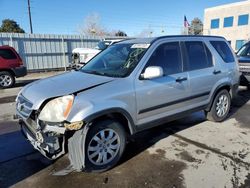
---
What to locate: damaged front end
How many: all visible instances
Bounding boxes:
[16,94,84,160]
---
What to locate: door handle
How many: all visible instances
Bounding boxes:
[213,70,221,75]
[176,77,187,83]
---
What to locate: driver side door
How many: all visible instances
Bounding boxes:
[135,41,190,127]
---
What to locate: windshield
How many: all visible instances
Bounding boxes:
[237,43,250,56]
[96,41,112,50]
[81,43,150,77]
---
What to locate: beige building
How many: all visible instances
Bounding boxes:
[204,0,250,51]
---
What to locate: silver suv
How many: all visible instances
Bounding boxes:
[16,36,239,172]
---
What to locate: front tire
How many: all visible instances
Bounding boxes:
[0,71,15,88]
[84,120,126,172]
[206,89,231,122]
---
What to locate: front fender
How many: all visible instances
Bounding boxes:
[67,98,136,134]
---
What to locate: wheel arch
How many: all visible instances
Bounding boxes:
[84,108,136,135]
[206,83,232,112]
[0,69,15,77]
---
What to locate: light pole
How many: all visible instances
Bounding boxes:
[27,0,33,34]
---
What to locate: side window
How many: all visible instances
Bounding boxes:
[146,42,182,75]
[0,49,17,59]
[210,41,235,63]
[184,41,213,71]
[237,43,250,57]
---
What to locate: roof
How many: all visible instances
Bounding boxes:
[118,35,225,45]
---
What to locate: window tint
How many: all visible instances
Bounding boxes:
[210,41,235,63]
[224,16,233,27]
[238,14,249,26]
[184,41,213,71]
[0,49,17,59]
[146,42,182,75]
[211,19,219,29]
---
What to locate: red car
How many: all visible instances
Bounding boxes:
[0,46,27,88]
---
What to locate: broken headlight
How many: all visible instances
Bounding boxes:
[38,95,74,122]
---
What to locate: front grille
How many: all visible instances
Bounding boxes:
[16,94,33,118]
[239,64,250,73]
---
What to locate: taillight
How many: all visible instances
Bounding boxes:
[19,60,23,66]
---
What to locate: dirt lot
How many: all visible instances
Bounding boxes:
[1,71,250,188]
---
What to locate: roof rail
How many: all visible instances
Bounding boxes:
[152,35,225,43]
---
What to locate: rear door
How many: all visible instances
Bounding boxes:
[182,40,217,106]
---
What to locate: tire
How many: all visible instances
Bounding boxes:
[0,71,15,88]
[206,89,231,122]
[84,120,126,172]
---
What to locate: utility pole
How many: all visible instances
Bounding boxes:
[27,0,33,34]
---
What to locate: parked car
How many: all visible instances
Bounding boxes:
[236,41,250,87]
[71,38,125,69]
[0,46,27,88]
[16,35,239,172]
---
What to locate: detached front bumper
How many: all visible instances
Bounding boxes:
[19,119,66,159]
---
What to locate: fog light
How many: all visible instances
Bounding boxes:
[64,121,84,130]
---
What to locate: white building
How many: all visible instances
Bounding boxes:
[204,0,250,51]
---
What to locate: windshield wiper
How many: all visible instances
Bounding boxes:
[81,70,122,78]
[81,70,105,76]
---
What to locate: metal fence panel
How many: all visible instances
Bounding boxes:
[0,33,101,71]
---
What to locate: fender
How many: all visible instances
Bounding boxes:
[83,107,136,135]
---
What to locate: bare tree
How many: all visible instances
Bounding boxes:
[78,13,106,36]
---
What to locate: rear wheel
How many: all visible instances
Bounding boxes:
[85,120,126,172]
[0,71,15,88]
[206,89,231,122]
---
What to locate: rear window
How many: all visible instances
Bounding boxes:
[0,49,17,59]
[210,41,234,63]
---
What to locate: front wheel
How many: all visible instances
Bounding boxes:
[205,89,231,122]
[84,120,126,172]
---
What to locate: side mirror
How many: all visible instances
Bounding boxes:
[141,66,163,80]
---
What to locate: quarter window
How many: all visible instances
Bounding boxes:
[238,14,249,26]
[0,49,17,59]
[183,41,213,71]
[210,41,234,63]
[146,42,182,75]
[211,19,220,29]
[224,16,234,27]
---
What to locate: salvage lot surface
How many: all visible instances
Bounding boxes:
[1,72,250,188]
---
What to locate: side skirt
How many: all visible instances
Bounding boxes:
[134,104,208,133]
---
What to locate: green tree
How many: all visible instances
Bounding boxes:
[188,17,203,35]
[0,19,25,33]
[115,30,127,37]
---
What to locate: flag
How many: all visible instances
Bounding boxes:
[184,15,190,28]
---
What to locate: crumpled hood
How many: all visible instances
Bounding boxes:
[21,71,114,109]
